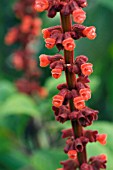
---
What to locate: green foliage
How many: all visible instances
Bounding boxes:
[0,80,39,118]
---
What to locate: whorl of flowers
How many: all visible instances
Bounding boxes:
[5,0,47,98]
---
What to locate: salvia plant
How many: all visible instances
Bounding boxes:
[33,0,108,169]
[5,0,47,98]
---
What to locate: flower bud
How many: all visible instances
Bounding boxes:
[52,95,64,107]
[83,26,96,40]
[81,63,93,76]
[73,96,85,110]
[34,0,49,12]
[51,68,62,79]
[62,38,76,51]
[39,54,50,67]
[72,8,86,24]
[79,88,91,101]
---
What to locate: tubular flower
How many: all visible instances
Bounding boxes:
[83,26,96,40]
[42,28,51,38]
[45,38,56,49]
[81,63,93,76]
[39,54,50,67]
[51,68,62,79]
[72,8,86,24]
[68,150,77,159]
[5,27,18,45]
[34,0,49,12]
[62,38,76,51]
[73,96,85,110]
[79,88,91,101]
[52,95,64,108]
[12,53,24,70]
[96,134,107,145]
[20,15,33,33]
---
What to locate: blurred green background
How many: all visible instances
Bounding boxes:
[0,0,113,169]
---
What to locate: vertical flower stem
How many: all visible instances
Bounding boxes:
[60,13,87,166]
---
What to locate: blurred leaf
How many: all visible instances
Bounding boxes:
[0,80,16,103]
[0,94,39,118]
[30,149,67,170]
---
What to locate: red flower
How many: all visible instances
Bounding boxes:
[96,134,107,145]
[34,0,49,12]
[98,154,107,161]
[52,95,64,107]
[51,68,62,79]
[72,8,86,24]
[81,63,93,76]
[42,28,51,39]
[45,38,56,49]
[38,87,48,98]
[39,54,50,67]
[5,27,18,45]
[62,38,76,51]
[68,150,77,159]
[12,53,24,70]
[79,88,91,101]
[83,26,96,40]
[73,96,85,110]
[20,15,32,33]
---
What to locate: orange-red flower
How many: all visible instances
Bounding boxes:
[96,134,107,145]
[34,0,49,12]
[12,53,24,70]
[79,88,91,101]
[83,26,96,40]
[62,38,76,51]
[45,38,56,49]
[39,54,50,67]
[38,87,48,98]
[98,154,107,161]
[72,8,86,24]
[52,95,64,107]
[5,27,18,45]
[42,28,51,39]
[20,15,32,33]
[51,68,62,79]
[73,96,85,110]
[81,63,93,76]
[68,150,77,159]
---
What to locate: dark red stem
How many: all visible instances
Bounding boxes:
[60,13,87,167]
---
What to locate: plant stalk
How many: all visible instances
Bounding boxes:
[60,13,87,166]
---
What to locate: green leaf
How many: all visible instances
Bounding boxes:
[30,149,67,170]
[0,80,16,103]
[0,94,39,118]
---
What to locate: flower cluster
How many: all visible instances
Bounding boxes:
[35,0,107,169]
[5,0,47,98]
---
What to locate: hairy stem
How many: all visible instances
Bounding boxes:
[60,13,87,166]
